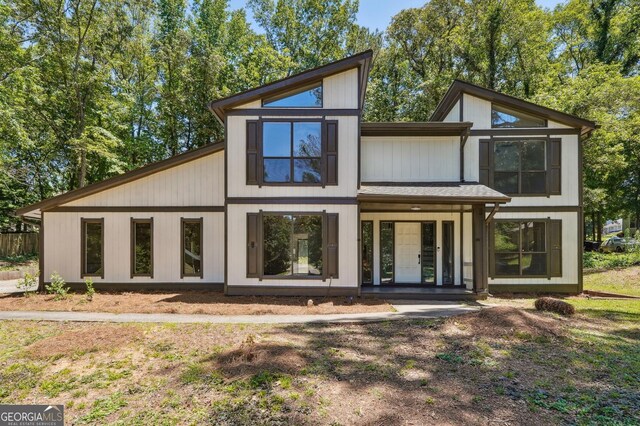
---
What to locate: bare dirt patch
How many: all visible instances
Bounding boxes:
[215,334,308,379]
[446,306,564,338]
[0,290,391,315]
[25,325,143,359]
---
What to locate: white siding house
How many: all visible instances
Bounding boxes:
[18,51,596,297]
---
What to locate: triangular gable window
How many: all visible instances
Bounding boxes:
[491,104,546,128]
[263,83,322,108]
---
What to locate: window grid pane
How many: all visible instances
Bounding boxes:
[493,221,548,277]
[263,121,322,184]
[493,139,547,195]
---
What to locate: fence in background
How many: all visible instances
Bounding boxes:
[0,233,39,257]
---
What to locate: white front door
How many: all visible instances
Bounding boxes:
[395,222,421,283]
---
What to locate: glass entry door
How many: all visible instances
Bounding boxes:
[421,222,436,284]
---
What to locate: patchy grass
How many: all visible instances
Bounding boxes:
[0,301,638,425]
[0,291,391,315]
[0,254,38,272]
[584,265,640,297]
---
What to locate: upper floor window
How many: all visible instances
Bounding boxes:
[494,139,546,195]
[263,121,322,184]
[491,104,546,128]
[262,83,322,108]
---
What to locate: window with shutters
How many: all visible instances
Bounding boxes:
[490,219,562,278]
[246,119,338,186]
[263,121,322,183]
[479,138,561,196]
[246,212,339,279]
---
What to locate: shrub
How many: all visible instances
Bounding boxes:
[17,271,38,297]
[84,278,95,301]
[46,272,70,301]
[535,297,575,316]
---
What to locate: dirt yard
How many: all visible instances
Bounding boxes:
[0,291,393,315]
[0,302,637,425]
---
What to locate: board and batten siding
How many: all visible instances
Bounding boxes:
[323,68,359,109]
[488,211,579,285]
[44,211,224,283]
[226,203,358,288]
[460,93,580,207]
[360,212,466,287]
[64,152,224,207]
[361,136,460,182]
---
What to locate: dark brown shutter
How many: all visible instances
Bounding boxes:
[325,213,339,278]
[323,120,338,186]
[247,213,260,277]
[548,138,561,195]
[479,139,491,186]
[548,219,562,277]
[246,120,259,185]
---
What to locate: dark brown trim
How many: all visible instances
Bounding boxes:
[459,211,464,287]
[431,79,596,132]
[472,204,487,293]
[227,197,357,205]
[60,282,224,292]
[498,206,579,212]
[361,122,473,137]
[470,128,580,136]
[38,214,44,292]
[489,283,579,294]
[208,50,373,123]
[181,217,204,279]
[130,218,154,279]
[17,142,224,217]
[48,206,224,213]
[357,194,510,204]
[578,133,585,293]
[81,217,104,279]
[226,285,358,297]
[224,115,229,294]
[228,108,359,116]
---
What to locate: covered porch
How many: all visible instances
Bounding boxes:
[357,182,510,298]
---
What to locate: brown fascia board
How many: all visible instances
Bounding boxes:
[16,142,224,217]
[207,50,374,123]
[431,79,596,134]
[357,194,511,204]
[361,122,473,137]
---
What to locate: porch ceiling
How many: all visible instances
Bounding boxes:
[358,182,511,205]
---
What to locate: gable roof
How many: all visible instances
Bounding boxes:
[207,50,374,123]
[16,142,224,219]
[431,79,596,135]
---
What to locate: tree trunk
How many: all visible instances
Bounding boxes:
[596,211,602,242]
[591,212,596,241]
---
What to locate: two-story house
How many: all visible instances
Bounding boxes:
[17,51,596,298]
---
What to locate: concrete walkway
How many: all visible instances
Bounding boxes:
[0,301,481,324]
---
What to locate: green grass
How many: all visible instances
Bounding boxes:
[583,265,640,296]
[568,299,640,321]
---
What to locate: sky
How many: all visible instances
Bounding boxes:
[228,0,565,33]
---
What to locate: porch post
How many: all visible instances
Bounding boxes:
[472,204,488,294]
